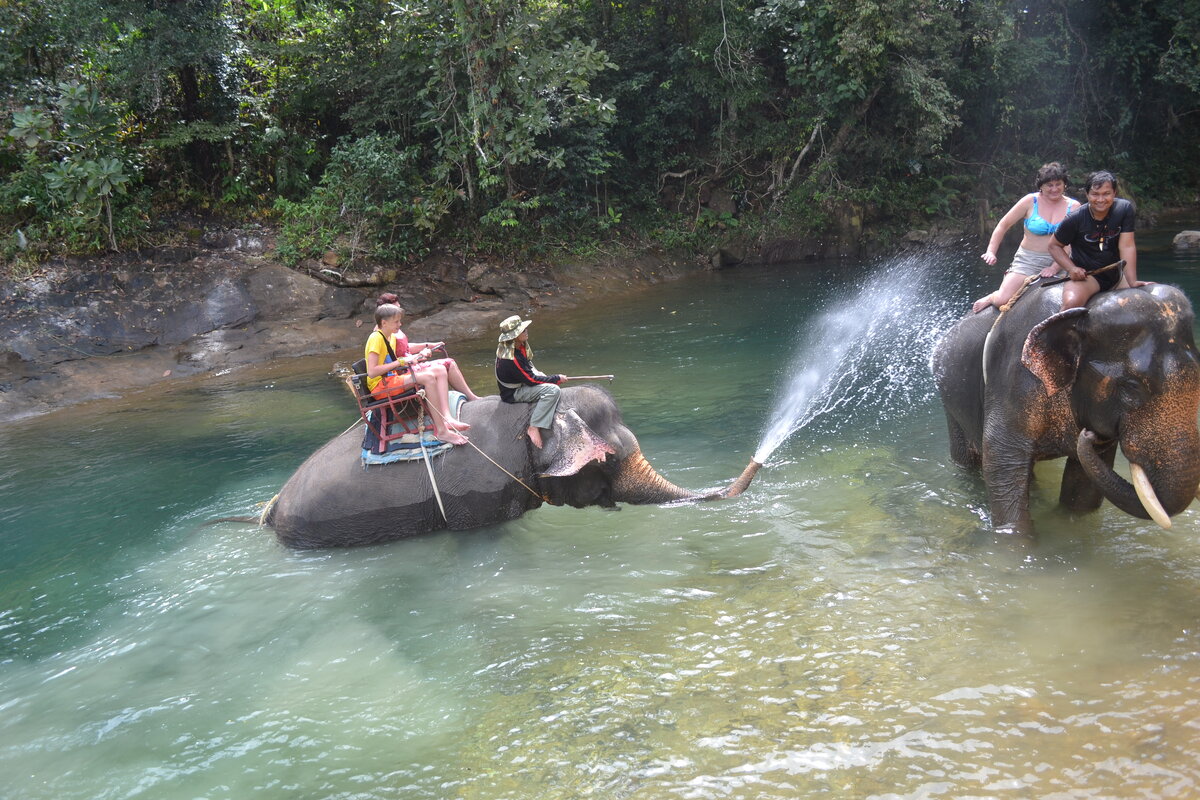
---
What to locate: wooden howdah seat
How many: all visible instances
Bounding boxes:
[346,352,440,455]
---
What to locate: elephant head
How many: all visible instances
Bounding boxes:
[532,385,759,508]
[1020,285,1200,528]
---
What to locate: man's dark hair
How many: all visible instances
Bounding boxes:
[1084,170,1118,193]
[1035,162,1070,189]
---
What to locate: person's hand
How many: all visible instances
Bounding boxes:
[981,251,997,266]
[1069,266,1087,281]
[1039,265,1060,278]
[420,347,431,359]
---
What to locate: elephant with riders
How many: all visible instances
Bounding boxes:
[933,280,1200,535]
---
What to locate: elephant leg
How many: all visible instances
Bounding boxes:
[946,413,980,469]
[1059,441,1116,513]
[982,436,1035,535]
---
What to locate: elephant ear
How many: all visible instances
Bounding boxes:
[538,409,617,477]
[1021,307,1088,396]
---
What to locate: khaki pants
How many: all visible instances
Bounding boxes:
[512,383,561,429]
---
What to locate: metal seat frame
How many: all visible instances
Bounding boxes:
[346,355,433,455]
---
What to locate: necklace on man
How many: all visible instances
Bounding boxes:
[1093,212,1109,251]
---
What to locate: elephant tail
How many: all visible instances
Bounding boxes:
[202,494,279,528]
[259,493,279,527]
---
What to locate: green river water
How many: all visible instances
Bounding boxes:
[2,233,1200,799]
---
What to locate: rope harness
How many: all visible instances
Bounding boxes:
[983,259,1126,386]
[403,391,549,505]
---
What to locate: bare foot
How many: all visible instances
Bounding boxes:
[448,420,471,431]
[527,426,543,448]
[972,296,994,313]
[438,430,469,445]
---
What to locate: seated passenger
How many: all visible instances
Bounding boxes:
[973,162,1076,313]
[374,293,481,402]
[1046,170,1144,310]
[495,315,563,449]
[365,302,471,445]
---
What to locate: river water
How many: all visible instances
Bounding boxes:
[2,232,1200,799]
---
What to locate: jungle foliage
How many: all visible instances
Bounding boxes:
[2,0,1198,270]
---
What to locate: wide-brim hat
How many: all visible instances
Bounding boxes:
[498,314,533,342]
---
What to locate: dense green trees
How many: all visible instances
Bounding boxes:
[3,0,1198,271]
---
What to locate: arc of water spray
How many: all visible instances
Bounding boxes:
[751,255,967,466]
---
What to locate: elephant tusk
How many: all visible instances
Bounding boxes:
[1131,463,1172,530]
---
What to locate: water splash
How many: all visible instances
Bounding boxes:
[753,251,968,463]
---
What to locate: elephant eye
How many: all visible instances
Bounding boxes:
[1118,378,1149,409]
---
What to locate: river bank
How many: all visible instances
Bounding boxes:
[0,225,753,424]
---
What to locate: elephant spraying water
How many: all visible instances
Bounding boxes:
[933,283,1200,535]
[265,385,761,548]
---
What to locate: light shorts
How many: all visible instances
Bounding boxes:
[1004,246,1061,278]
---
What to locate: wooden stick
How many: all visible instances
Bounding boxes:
[561,375,615,381]
[1038,259,1125,287]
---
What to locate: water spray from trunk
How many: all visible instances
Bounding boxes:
[752,253,966,464]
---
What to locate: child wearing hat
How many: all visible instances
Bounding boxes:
[495,315,563,448]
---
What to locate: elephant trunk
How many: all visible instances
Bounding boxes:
[611,450,704,504]
[611,452,764,505]
[1076,429,1185,529]
[722,459,763,498]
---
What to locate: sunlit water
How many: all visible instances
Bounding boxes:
[2,230,1200,799]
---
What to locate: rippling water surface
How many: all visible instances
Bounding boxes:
[2,232,1200,799]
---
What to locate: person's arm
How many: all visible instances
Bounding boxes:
[1119,232,1140,285]
[365,334,409,378]
[1046,236,1083,280]
[514,349,560,385]
[982,195,1033,265]
[367,350,410,378]
[407,340,446,360]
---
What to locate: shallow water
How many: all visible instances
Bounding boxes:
[2,231,1200,799]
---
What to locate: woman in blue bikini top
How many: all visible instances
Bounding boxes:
[973,162,1077,313]
[1024,193,1077,236]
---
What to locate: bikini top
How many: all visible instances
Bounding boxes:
[1024,195,1077,236]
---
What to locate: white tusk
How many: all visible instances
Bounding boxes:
[1131,463,1172,530]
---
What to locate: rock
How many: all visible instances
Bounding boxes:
[1173,231,1200,249]
[710,245,746,269]
[707,187,737,217]
[760,238,821,264]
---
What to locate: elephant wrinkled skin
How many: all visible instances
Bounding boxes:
[265,385,756,548]
[932,283,1200,534]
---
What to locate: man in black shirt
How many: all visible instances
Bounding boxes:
[1045,170,1143,310]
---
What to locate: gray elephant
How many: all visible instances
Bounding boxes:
[265,384,760,548]
[932,283,1200,535]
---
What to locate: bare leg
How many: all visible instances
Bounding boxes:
[973,272,1027,313]
[442,358,482,401]
[1061,276,1100,310]
[415,364,470,443]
